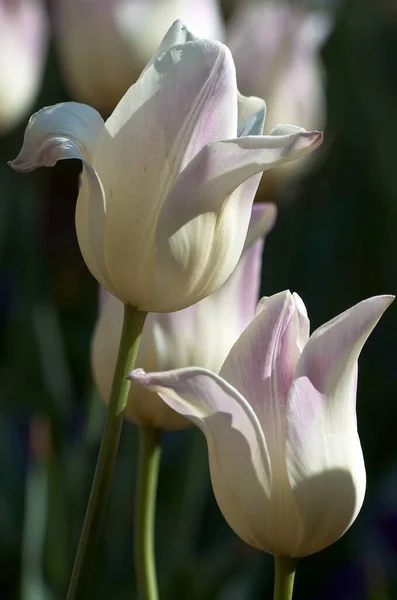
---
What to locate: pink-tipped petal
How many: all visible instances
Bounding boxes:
[285,295,394,556]
[221,291,309,460]
[130,366,273,549]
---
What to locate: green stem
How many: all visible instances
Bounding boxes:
[273,555,297,600]
[67,304,147,600]
[134,425,161,600]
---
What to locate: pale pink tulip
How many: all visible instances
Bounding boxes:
[9,21,321,313]
[92,203,276,429]
[131,292,393,556]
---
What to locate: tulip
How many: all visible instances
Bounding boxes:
[131,291,393,557]
[227,1,330,134]
[9,21,322,313]
[0,0,48,133]
[54,0,224,113]
[92,202,276,430]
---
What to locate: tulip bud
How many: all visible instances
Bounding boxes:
[92,203,276,430]
[9,22,322,313]
[54,0,224,113]
[0,0,47,133]
[132,292,393,556]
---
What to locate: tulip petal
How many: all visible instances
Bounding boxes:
[8,102,112,290]
[94,37,238,307]
[237,92,266,136]
[138,202,271,378]
[130,366,273,549]
[221,291,308,460]
[285,295,394,555]
[139,20,196,78]
[151,129,322,311]
[8,102,104,171]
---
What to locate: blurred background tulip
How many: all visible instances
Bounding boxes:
[53,0,224,114]
[0,0,48,133]
[227,1,330,194]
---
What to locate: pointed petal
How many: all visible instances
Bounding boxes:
[93,38,238,307]
[294,295,394,408]
[150,129,321,311]
[130,367,273,549]
[220,291,309,456]
[8,102,112,291]
[139,20,196,78]
[285,295,394,556]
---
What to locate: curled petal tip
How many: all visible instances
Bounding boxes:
[311,130,323,148]
[297,129,323,151]
[128,368,147,382]
[8,157,34,173]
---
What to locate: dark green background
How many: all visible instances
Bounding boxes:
[0,0,396,598]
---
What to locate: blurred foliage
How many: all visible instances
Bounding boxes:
[1,0,397,599]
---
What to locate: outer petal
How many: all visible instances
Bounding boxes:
[8,102,104,170]
[285,295,394,556]
[94,29,238,307]
[221,291,309,463]
[130,367,274,550]
[8,102,113,292]
[150,128,322,312]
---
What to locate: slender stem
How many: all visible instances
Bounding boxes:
[134,425,161,600]
[273,555,297,600]
[67,304,147,600]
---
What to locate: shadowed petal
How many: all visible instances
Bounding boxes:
[150,130,322,311]
[285,295,394,555]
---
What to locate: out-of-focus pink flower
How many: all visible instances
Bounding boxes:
[228,1,329,134]
[54,0,224,112]
[0,0,47,133]
[9,22,322,312]
[92,203,276,430]
[228,1,330,185]
[131,292,393,555]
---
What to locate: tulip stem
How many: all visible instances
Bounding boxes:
[134,425,161,600]
[273,555,297,600]
[67,304,147,600]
